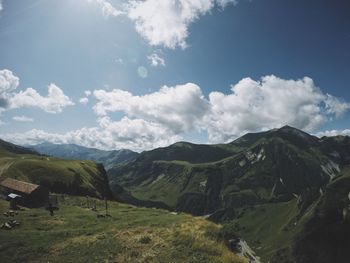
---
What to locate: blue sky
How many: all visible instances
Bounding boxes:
[0,0,349,151]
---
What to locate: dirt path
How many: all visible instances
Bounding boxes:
[0,159,14,177]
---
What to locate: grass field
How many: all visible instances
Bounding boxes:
[0,196,246,263]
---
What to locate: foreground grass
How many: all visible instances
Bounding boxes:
[0,197,245,263]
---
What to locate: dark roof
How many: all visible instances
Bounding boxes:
[0,178,40,194]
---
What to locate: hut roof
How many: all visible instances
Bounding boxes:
[0,178,40,195]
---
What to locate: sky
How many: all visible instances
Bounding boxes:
[0,0,349,151]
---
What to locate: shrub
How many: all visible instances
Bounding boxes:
[139,235,152,244]
[219,222,240,240]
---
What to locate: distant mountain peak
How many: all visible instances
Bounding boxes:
[278,125,303,132]
[277,125,316,138]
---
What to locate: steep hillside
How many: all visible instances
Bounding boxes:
[108,126,350,263]
[30,142,139,170]
[0,140,111,198]
[0,196,246,263]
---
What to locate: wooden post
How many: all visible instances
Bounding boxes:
[10,199,15,210]
[105,197,107,215]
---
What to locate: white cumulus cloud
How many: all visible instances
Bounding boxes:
[205,75,348,142]
[79,97,89,105]
[10,83,74,113]
[89,0,238,49]
[0,69,20,109]
[147,53,165,66]
[127,0,238,49]
[0,69,19,94]
[0,69,74,115]
[93,83,209,133]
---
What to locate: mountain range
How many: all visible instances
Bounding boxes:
[29,142,139,170]
[108,126,350,263]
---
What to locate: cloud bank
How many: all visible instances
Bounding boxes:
[316,129,350,138]
[2,75,349,151]
[4,117,181,152]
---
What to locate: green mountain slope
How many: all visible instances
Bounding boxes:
[0,140,111,198]
[0,196,246,263]
[108,126,350,263]
[30,142,139,170]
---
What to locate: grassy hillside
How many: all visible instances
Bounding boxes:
[0,196,246,263]
[0,143,111,198]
